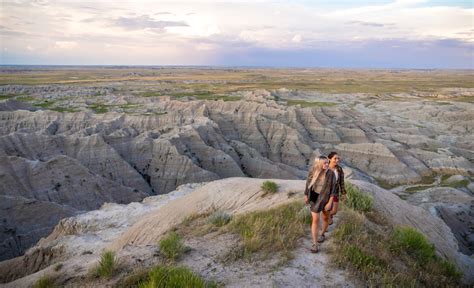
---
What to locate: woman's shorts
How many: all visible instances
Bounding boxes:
[333,195,339,203]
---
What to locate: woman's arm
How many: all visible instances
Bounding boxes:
[304,173,312,204]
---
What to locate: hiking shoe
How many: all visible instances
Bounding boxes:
[310,243,318,253]
[317,234,326,243]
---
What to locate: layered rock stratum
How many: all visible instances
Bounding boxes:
[1,83,473,262]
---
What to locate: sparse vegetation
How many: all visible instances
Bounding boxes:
[95,250,117,279]
[331,208,462,287]
[261,180,278,195]
[285,99,337,107]
[344,183,373,213]
[88,103,108,113]
[208,211,233,227]
[228,201,307,261]
[391,226,435,262]
[137,265,217,288]
[159,232,187,261]
[33,275,56,288]
[54,263,63,271]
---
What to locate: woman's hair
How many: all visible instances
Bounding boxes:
[328,151,338,160]
[308,155,328,189]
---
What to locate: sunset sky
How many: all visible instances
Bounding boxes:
[1,0,473,68]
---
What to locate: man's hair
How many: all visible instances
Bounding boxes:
[328,151,338,159]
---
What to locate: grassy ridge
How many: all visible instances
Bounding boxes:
[332,184,462,287]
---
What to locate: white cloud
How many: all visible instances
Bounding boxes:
[27,45,35,51]
[54,41,78,49]
[292,34,302,43]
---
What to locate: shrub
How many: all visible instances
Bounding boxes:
[391,226,435,262]
[138,265,217,288]
[208,211,232,227]
[159,232,186,261]
[229,201,307,260]
[34,275,56,288]
[54,263,63,271]
[261,181,278,195]
[344,183,373,213]
[96,250,117,278]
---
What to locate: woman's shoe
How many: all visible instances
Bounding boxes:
[310,243,318,253]
[317,234,326,243]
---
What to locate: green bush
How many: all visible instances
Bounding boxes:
[138,265,217,288]
[96,250,117,278]
[261,181,278,195]
[208,211,232,227]
[34,275,56,288]
[159,232,186,261]
[344,183,373,213]
[391,226,435,262]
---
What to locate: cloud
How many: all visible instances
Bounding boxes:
[347,21,395,28]
[112,15,188,31]
[292,34,302,43]
[54,41,78,49]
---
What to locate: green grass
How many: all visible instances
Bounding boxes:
[34,275,56,288]
[261,181,278,195]
[228,201,307,261]
[137,265,217,288]
[344,183,373,213]
[285,99,337,107]
[405,185,434,193]
[0,93,26,100]
[159,232,187,261]
[33,100,55,109]
[141,91,163,97]
[440,175,470,189]
[391,226,435,262]
[331,208,462,287]
[16,95,36,102]
[208,211,233,227]
[88,103,108,113]
[95,250,117,279]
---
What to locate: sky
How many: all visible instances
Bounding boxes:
[0,0,473,68]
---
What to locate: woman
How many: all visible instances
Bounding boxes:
[327,152,346,225]
[304,155,336,253]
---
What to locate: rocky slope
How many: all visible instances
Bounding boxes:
[1,88,473,261]
[0,178,472,287]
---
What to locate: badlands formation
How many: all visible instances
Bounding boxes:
[0,68,473,285]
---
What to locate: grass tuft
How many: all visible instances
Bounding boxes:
[34,275,56,288]
[344,183,373,213]
[391,226,435,262]
[159,232,187,261]
[137,265,217,288]
[229,201,307,260]
[208,211,232,227]
[261,181,278,195]
[96,250,117,279]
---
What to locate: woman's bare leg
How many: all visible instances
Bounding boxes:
[311,211,319,244]
[330,201,339,224]
[321,210,330,236]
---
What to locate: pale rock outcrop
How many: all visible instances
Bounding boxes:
[335,143,421,184]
